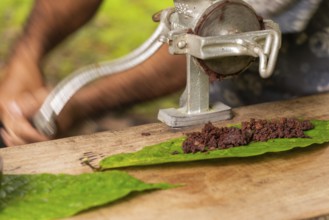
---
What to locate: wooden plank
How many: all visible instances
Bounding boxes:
[1,93,329,220]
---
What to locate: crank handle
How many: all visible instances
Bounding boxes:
[32,8,174,137]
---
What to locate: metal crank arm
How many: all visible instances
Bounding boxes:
[33,9,174,137]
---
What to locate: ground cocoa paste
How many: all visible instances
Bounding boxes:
[182,118,314,154]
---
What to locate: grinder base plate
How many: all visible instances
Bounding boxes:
[158,102,232,127]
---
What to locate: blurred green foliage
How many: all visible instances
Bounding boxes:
[0,0,181,119]
[0,0,173,80]
[0,1,33,61]
[44,0,172,81]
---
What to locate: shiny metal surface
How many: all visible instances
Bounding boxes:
[34,0,281,135]
[195,1,262,76]
[33,9,173,137]
[159,0,281,127]
[169,20,280,78]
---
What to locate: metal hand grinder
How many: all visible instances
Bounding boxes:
[33,0,281,137]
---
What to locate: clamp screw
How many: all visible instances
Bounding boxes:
[177,40,187,49]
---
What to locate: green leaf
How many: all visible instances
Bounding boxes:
[0,171,174,220]
[100,120,329,169]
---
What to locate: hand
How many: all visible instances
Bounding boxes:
[0,59,49,146]
[0,88,50,146]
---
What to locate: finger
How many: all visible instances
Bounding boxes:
[0,128,25,147]
[4,118,48,143]
[2,102,49,144]
[16,88,49,117]
[6,101,23,117]
[5,116,49,143]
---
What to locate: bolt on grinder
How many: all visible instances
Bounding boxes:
[33,0,281,137]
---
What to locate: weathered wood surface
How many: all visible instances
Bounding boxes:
[1,93,329,220]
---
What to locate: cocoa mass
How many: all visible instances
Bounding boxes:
[182,118,314,154]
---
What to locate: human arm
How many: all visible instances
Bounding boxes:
[1,44,186,146]
[0,0,103,146]
[56,45,187,134]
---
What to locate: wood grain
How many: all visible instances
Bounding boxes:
[1,93,329,220]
